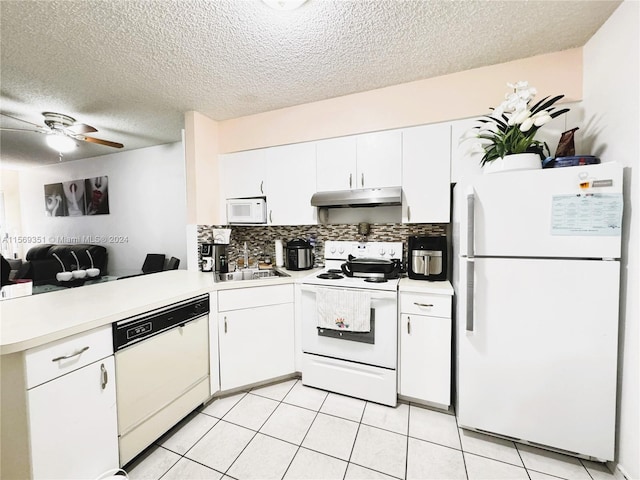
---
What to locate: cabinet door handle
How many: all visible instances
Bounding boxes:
[407,316,411,334]
[361,173,364,187]
[260,180,264,194]
[100,363,108,390]
[407,205,411,222]
[414,302,434,308]
[349,173,352,189]
[224,316,227,333]
[269,210,273,223]
[51,346,89,362]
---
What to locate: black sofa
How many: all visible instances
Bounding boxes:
[15,244,108,284]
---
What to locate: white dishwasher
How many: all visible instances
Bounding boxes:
[113,295,210,466]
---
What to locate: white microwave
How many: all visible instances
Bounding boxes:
[226,198,267,224]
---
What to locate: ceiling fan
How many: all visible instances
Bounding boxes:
[0,111,124,152]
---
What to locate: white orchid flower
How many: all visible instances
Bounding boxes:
[509,109,531,126]
[459,129,480,143]
[503,97,528,114]
[507,81,529,90]
[533,114,552,126]
[498,97,515,112]
[462,142,488,156]
[520,117,535,132]
[518,87,537,100]
[500,91,528,113]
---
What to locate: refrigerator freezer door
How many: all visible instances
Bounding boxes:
[472,162,623,259]
[458,257,619,460]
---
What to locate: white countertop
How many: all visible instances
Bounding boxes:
[398,277,454,295]
[1,269,446,354]
[0,268,320,355]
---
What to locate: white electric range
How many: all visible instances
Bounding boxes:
[300,241,403,406]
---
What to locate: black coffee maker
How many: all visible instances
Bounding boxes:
[200,243,228,273]
[408,236,447,281]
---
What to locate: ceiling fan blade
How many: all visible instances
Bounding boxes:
[0,112,43,128]
[0,126,43,133]
[79,135,124,148]
[67,123,98,134]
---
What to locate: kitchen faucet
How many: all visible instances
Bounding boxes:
[243,242,249,269]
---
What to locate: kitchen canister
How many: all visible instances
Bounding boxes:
[275,239,284,267]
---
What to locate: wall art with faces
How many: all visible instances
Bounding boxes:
[44,176,110,217]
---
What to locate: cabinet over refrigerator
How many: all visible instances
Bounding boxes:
[453,162,623,461]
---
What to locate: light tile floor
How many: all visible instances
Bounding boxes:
[125,379,616,480]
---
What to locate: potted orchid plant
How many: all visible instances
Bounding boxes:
[469,81,570,170]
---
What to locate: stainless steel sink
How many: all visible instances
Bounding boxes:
[214,268,290,282]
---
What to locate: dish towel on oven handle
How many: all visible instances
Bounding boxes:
[317,287,371,332]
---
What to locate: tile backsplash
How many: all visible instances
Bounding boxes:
[197,223,447,268]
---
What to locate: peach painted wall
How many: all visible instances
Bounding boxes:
[218,48,583,153]
[184,111,221,224]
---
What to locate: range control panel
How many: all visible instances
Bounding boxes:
[324,241,403,262]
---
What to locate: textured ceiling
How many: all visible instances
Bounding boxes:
[0,0,621,168]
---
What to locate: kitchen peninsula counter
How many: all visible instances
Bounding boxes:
[0,268,316,355]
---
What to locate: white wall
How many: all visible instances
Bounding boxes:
[0,169,24,258]
[583,2,639,478]
[18,142,187,274]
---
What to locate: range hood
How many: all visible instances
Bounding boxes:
[310,186,402,208]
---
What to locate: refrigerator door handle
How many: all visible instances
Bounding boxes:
[466,258,475,332]
[467,192,475,258]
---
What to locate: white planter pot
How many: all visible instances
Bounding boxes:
[483,153,542,174]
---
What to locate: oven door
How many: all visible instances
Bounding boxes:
[300,284,397,369]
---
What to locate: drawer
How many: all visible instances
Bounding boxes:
[218,284,294,312]
[400,292,451,318]
[25,325,113,389]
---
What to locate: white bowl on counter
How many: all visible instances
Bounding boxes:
[56,271,73,282]
[86,268,100,278]
[72,269,87,279]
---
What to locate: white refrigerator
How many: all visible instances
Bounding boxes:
[452,162,623,461]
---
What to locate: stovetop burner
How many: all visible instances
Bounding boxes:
[364,277,388,283]
[317,272,344,280]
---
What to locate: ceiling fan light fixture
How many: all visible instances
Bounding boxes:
[262,0,307,10]
[46,133,76,153]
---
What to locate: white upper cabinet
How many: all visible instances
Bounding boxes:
[316,136,357,191]
[402,123,451,223]
[316,130,402,191]
[450,117,484,185]
[265,142,317,225]
[219,149,266,200]
[356,130,402,188]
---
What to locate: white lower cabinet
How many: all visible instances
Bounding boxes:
[218,285,295,391]
[398,292,452,407]
[28,356,119,480]
[0,325,119,480]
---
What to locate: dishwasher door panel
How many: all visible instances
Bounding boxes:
[115,315,209,435]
